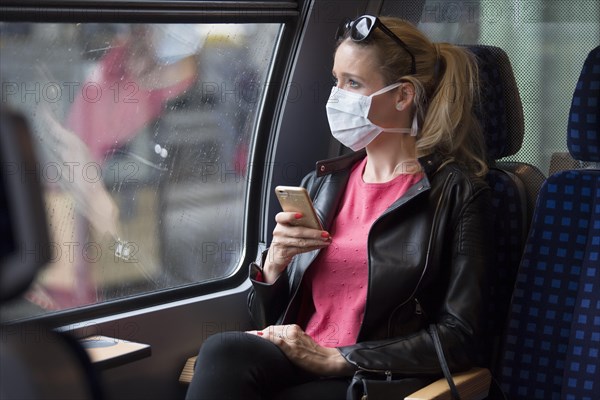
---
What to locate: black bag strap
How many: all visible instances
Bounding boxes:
[429,324,461,400]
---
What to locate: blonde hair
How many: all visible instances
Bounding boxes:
[337,17,488,177]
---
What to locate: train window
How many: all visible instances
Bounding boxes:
[0,22,281,320]
[382,0,600,175]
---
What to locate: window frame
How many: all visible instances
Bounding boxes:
[0,0,305,327]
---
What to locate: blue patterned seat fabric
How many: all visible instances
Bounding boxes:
[567,46,600,163]
[499,46,600,399]
[563,208,599,400]
[464,45,528,371]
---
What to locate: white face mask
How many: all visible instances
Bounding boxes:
[326,82,416,151]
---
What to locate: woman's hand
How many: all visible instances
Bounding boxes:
[247,324,354,377]
[263,212,331,283]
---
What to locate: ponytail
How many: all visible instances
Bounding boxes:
[417,43,487,176]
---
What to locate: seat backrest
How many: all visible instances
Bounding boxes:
[0,108,103,400]
[498,45,600,399]
[464,44,541,371]
[549,45,600,176]
[1,322,104,400]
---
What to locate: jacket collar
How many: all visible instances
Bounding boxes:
[315,150,444,179]
[418,152,445,177]
[315,150,367,177]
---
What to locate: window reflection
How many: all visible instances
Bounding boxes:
[0,22,280,320]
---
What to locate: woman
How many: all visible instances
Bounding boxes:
[186,15,492,399]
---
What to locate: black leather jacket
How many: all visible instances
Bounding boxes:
[248,150,493,376]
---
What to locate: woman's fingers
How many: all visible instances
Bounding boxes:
[273,212,331,241]
[262,212,331,283]
[266,240,327,265]
[246,325,350,376]
[274,211,304,224]
[270,211,330,259]
[270,235,329,250]
[248,324,303,343]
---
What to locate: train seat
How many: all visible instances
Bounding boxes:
[0,109,103,400]
[497,44,600,399]
[462,44,545,372]
[549,46,600,176]
[412,43,599,400]
[402,44,544,400]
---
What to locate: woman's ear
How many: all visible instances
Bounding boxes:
[395,82,415,112]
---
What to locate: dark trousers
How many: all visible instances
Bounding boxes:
[185,331,351,400]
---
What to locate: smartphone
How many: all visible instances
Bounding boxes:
[275,186,323,230]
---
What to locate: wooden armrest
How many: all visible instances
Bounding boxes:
[404,367,491,400]
[180,356,197,384]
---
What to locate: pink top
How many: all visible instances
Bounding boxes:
[297,157,422,347]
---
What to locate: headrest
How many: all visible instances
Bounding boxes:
[0,109,51,302]
[463,45,525,162]
[567,46,600,162]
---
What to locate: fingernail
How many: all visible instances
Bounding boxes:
[321,231,330,238]
[295,213,303,219]
[257,331,263,336]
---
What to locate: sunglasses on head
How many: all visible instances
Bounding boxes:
[336,15,416,75]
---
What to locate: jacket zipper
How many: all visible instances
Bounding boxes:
[358,372,393,400]
[349,358,395,377]
[383,172,454,336]
[357,179,431,340]
[415,298,423,315]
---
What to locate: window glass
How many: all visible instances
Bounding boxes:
[0,22,280,320]
[382,0,599,175]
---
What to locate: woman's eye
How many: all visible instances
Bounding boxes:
[331,76,360,89]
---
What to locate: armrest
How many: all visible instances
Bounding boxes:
[404,367,491,400]
[179,356,197,384]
